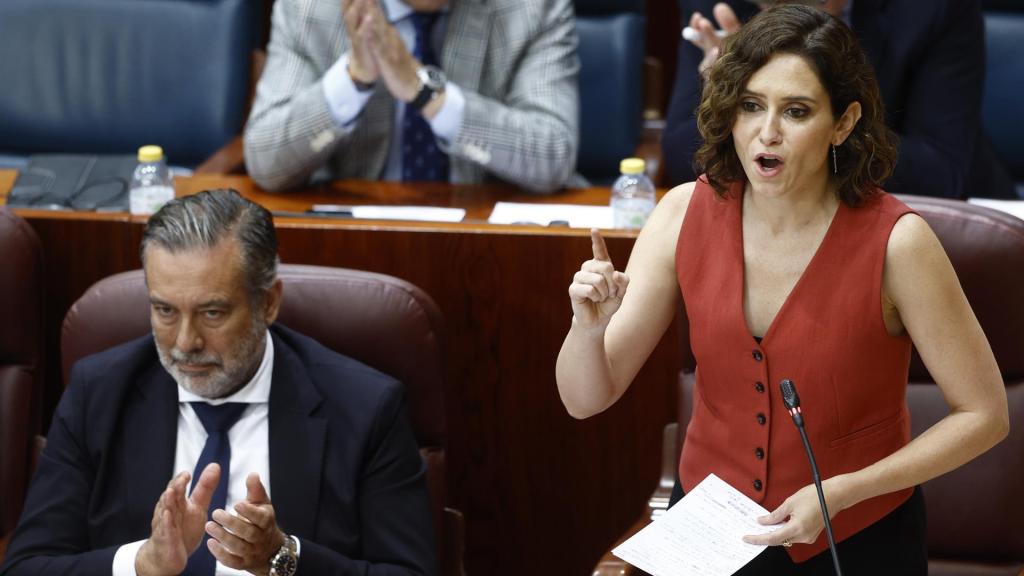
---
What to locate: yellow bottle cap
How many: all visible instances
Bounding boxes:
[137,145,164,163]
[620,158,645,174]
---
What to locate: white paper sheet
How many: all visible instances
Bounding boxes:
[612,474,778,576]
[309,204,466,222]
[351,205,465,222]
[487,201,614,228]
[966,198,1024,221]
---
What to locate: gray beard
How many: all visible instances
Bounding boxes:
[157,318,267,399]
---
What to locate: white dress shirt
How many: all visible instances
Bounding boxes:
[112,332,281,576]
[321,0,464,181]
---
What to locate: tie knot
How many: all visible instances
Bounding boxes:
[190,402,248,434]
[410,11,440,38]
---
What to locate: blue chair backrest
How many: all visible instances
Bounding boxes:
[0,0,254,167]
[575,0,646,182]
[982,9,1024,188]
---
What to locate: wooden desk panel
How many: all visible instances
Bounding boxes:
[5,171,681,576]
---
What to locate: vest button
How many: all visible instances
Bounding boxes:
[755,382,765,393]
[753,479,763,491]
[757,413,766,425]
[755,447,764,459]
[752,350,763,361]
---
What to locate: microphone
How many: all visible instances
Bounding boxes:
[779,379,843,576]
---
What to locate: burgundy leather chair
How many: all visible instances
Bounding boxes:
[0,208,43,561]
[595,196,1024,576]
[60,264,465,575]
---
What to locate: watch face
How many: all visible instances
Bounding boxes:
[271,549,298,576]
[419,65,446,91]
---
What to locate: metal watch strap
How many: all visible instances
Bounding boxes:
[269,534,298,576]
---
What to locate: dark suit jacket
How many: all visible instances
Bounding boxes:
[0,325,435,575]
[663,0,1015,199]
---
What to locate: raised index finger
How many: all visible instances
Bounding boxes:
[591,228,612,263]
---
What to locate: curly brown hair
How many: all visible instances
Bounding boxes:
[693,4,897,206]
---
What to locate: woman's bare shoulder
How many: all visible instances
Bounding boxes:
[646,180,697,239]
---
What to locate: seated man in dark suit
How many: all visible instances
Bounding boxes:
[663,0,1016,199]
[0,190,435,575]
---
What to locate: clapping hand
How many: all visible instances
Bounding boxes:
[344,0,421,103]
[205,473,288,576]
[568,229,630,330]
[136,464,221,576]
[342,0,379,85]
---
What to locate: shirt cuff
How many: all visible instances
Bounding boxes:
[112,539,146,576]
[429,82,465,145]
[322,52,374,128]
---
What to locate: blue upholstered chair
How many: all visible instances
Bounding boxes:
[574,0,647,183]
[982,1,1024,198]
[0,0,255,169]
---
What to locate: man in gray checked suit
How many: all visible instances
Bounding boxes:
[243,0,580,193]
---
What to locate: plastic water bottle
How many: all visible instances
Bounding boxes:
[129,145,175,215]
[611,158,656,229]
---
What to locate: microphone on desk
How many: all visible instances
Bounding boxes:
[780,379,843,576]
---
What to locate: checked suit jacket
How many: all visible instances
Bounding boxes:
[243,0,580,193]
[0,325,435,576]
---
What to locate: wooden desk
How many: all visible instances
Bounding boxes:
[3,170,681,576]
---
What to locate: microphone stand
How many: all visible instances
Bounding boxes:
[780,379,843,576]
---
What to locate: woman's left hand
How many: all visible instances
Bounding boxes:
[742,479,847,547]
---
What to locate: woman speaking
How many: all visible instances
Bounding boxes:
[556,5,1008,574]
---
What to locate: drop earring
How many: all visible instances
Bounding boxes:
[831,144,838,174]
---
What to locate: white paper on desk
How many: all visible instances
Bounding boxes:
[612,474,777,576]
[487,202,614,228]
[967,198,1024,221]
[350,205,466,222]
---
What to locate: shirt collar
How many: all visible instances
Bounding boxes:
[177,330,274,405]
[382,0,412,23]
[381,0,449,24]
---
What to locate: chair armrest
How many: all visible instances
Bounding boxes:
[195,136,246,175]
[0,434,43,563]
[592,516,652,576]
[593,422,679,576]
[442,507,466,576]
[31,434,45,476]
[648,422,678,515]
[0,529,10,564]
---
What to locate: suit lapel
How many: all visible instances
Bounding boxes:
[268,331,326,538]
[123,360,178,527]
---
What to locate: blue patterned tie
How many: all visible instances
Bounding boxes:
[402,12,449,182]
[182,402,248,576]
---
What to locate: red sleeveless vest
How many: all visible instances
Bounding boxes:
[675,178,915,562]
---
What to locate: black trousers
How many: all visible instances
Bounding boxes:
[668,479,928,575]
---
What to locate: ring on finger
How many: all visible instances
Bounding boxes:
[782,539,792,548]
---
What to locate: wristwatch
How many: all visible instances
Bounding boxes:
[269,534,299,576]
[409,64,446,112]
